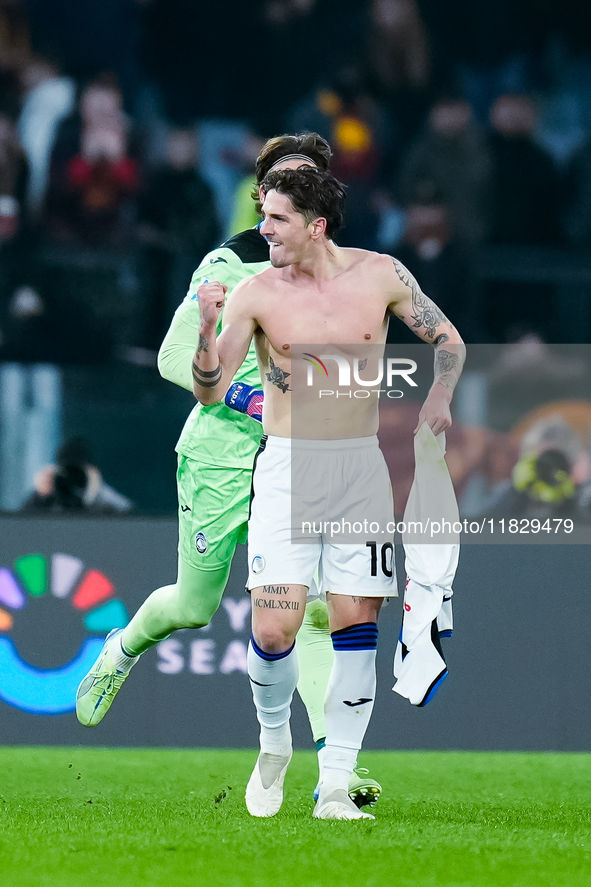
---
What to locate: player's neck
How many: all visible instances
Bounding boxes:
[285,239,342,283]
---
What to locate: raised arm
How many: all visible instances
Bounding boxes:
[158,297,204,393]
[158,247,248,392]
[389,257,465,435]
[192,278,257,405]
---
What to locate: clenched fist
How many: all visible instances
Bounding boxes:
[197,281,228,327]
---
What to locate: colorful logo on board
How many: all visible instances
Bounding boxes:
[302,353,329,377]
[0,553,128,715]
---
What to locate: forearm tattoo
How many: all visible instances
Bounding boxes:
[197,334,209,354]
[434,349,460,392]
[435,350,459,374]
[393,258,449,340]
[192,359,222,388]
[266,357,291,393]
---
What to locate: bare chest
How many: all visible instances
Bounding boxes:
[258,281,389,352]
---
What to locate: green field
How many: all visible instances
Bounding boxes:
[1,747,590,887]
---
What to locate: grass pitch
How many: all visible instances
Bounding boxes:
[1,747,590,887]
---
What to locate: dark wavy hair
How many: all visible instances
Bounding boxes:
[255,132,331,184]
[252,132,332,213]
[261,167,346,240]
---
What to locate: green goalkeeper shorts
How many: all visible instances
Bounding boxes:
[176,454,252,569]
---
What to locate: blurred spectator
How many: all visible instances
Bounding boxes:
[534,3,591,171]
[0,285,51,361]
[365,0,431,138]
[453,427,520,518]
[330,97,382,184]
[26,0,145,112]
[259,0,364,135]
[0,0,31,116]
[488,94,562,246]
[21,435,133,515]
[46,74,141,246]
[289,65,393,249]
[0,0,30,64]
[0,110,27,215]
[481,95,562,338]
[550,0,591,129]
[0,111,34,318]
[38,75,143,363]
[388,199,481,341]
[260,0,325,133]
[564,138,591,246]
[137,127,220,351]
[197,120,265,240]
[484,416,591,521]
[483,94,563,337]
[396,95,493,247]
[534,88,588,171]
[17,55,75,221]
[487,342,591,433]
[227,132,266,236]
[0,276,112,364]
[143,0,260,125]
[372,189,407,253]
[286,86,340,145]
[418,0,546,121]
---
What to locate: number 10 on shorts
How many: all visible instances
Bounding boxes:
[366,541,393,577]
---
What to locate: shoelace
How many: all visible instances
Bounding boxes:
[93,671,126,696]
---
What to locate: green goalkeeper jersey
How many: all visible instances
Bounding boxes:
[158,228,270,469]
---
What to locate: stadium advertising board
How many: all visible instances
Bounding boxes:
[1,517,590,751]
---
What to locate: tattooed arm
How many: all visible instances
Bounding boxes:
[389,257,465,435]
[193,278,256,405]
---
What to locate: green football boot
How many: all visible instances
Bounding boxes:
[348,767,382,808]
[76,629,137,726]
[313,765,382,807]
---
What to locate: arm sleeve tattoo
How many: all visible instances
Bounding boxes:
[392,258,449,340]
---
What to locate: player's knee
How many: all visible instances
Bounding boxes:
[253,623,296,655]
[181,615,210,630]
[173,595,218,630]
[174,568,227,629]
[180,599,219,629]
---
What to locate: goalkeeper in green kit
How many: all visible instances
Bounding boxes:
[76,132,381,808]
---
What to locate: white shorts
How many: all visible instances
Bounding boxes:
[247,435,397,597]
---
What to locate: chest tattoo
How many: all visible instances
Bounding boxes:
[266,357,291,393]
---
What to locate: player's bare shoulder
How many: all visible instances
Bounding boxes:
[236,266,279,298]
[343,249,393,279]
[343,249,406,302]
[333,247,389,284]
[225,268,275,318]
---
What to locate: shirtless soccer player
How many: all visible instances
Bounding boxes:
[194,166,465,821]
[75,133,380,807]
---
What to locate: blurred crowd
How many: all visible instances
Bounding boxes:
[0,0,591,364]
